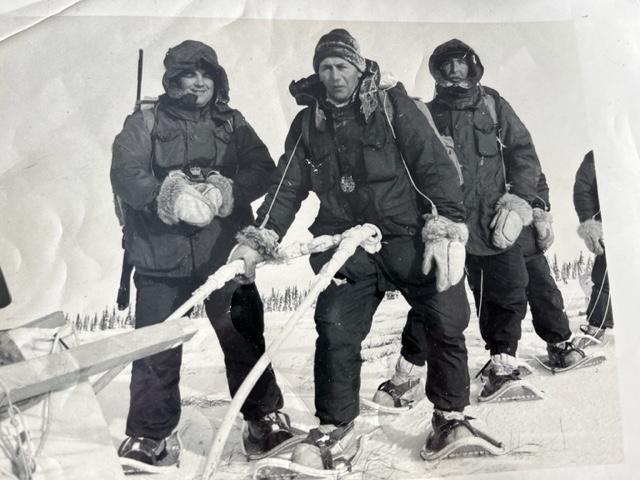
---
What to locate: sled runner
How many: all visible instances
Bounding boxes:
[535,351,607,374]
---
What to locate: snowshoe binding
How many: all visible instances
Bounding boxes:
[420,410,506,461]
[363,378,422,414]
[573,324,608,349]
[536,340,606,374]
[118,430,181,474]
[254,422,363,479]
[241,411,304,461]
[362,355,424,414]
[477,355,544,402]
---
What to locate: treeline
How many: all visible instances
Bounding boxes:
[550,251,594,284]
[67,286,310,332]
[68,253,592,332]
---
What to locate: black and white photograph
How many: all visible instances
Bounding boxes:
[1,1,639,479]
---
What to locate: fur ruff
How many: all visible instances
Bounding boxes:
[421,214,469,244]
[495,193,533,226]
[532,207,552,224]
[235,226,280,261]
[206,174,234,218]
[577,219,603,241]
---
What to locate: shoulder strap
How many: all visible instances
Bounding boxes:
[140,102,158,134]
[301,108,311,152]
[481,93,498,126]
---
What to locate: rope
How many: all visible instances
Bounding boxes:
[0,378,36,480]
[259,132,303,229]
[379,90,438,218]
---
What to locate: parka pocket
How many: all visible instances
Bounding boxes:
[211,126,240,177]
[362,137,399,182]
[473,113,499,157]
[153,130,186,169]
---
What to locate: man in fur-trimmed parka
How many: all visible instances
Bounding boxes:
[230,29,502,468]
[111,40,293,472]
[392,39,585,402]
[573,150,614,346]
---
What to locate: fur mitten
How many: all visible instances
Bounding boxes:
[577,219,604,255]
[229,226,280,284]
[206,172,234,218]
[532,208,554,251]
[422,214,469,292]
[490,193,533,249]
[156,171,215,227]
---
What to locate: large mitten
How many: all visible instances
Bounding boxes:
[229,226,280,284]
[490,193,533,249]
[156,171,215,227]
[577,219,604,255]
[532,208,554,251]
[205,172,234,218]
[421,214,469,292]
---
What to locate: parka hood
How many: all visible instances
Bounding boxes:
[428,39,484,87]
[162,40,230,105]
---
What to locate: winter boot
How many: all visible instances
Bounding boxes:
[371,356,425,410]
[478,354,543,402]
[574,324,607,349]
[118,431,181,474]
[242,411,297,459]
[536,338,607,373]
[546,341,586,369]
[421,410,505,461]
[290,422,358,471]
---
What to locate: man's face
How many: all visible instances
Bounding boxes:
[318,57,362,104]
[178,68,215,107]
[440,57,469,85]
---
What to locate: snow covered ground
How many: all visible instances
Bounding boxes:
[95,278,622,479]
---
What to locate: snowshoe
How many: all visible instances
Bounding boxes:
[119,430,181,474]
[363,377,422,414]
[420,411,506,461]
[241,411,304,461]
[573,324,608,349]
[535,341,606,374]
[253,423,364,479]
[478,368,544,402]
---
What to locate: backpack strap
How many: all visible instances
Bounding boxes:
[140,102,158,134]
[301,108,311,152]
[480,88,510,192]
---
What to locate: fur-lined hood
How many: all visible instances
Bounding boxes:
[161,40,230,106]
[428,38,484,87]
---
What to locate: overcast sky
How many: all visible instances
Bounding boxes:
[0,14,610,322]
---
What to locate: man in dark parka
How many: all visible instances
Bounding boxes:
[573,150,614,346]
[230,29,499,469]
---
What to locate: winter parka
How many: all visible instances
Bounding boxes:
[573,150,600,223]
[256,66,465,241]
[111,96,275,278]
[427,39,541,256]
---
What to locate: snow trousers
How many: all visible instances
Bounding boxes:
[466,232,529,356]
[466,226,572,354]
[587,252,614,329]
[521,226,572,344]
[310,235,470,426]
[126,274,283,440]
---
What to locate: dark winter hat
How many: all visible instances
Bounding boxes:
[162,40,230,104]
[428,38,484,86]
[313,29,366,73]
